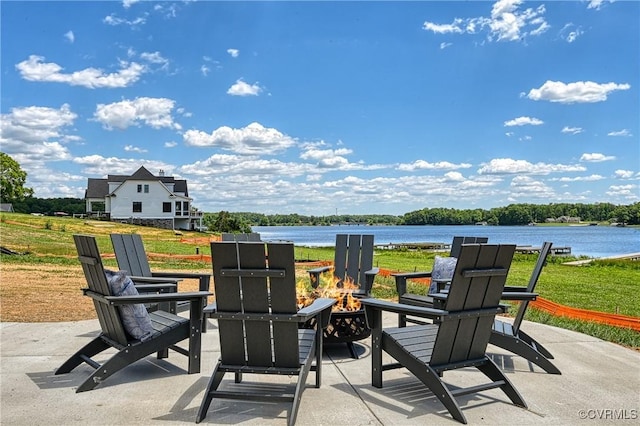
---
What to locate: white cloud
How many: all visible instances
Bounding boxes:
[548,175,605,182]
[606,184,639,201]
[227,79,262,96]
[560,24,584,43]
[183,122,295,154]
[201,65,210,76]
[423,21,464,34]
[527,80,630,103]
[580,153,616,162]
[140,51,168,66]
[227,48,239,58]
[0,104,78,197]
[423,0,549,43]
[588,0,614,11]
[614,170,638,179]
[124,145,148,153]
[607,129,632,137]
[74,155,173,178]
[16,55,147,89]
[93,97,181,130]
[103,13,146,27]
[64,31,75,43]
[508,175,555,199]
[300,147,352,169]
[0,104,77,157]
[164,141,178,148]
[478,158,586,175]
[440,42,453,49]
[397,160,472,171]
[561,126,583,134]
[123,0,140,8]
[504,116,543,126]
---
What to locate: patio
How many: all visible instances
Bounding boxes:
[1,313,638,425]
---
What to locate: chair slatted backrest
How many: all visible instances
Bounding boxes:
[110,233,153,277]
[449,236,489,258]
[221,233,262,242]
[211,241,300,368]
[333,234,374,289]
[431,244,516,366]
[512,241,552,332]
[74,234,129,346]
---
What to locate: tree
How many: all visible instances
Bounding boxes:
[0,153,34,203]
[203,211,252,233]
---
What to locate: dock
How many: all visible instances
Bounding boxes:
[375,242,572,256]
[563,252,640,266]
[374,242,451,251]
[516,245,572,255]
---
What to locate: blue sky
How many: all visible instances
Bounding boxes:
[1,0,638,215]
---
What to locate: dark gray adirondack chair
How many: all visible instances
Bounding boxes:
[110,233,212,314]
[308,234,379,296]
[196,241,336,426]
[56,235,210,392]
[361,244,526,424]
[221,232,261,241]
[491,241,560,374]
[394,236,488,327]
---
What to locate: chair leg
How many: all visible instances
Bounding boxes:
[477,358,527,408]
[75,345,148,392]
[196,363,225,423]
[290,353,315,426]
[346,341,359,359]
[414,365,467,424]
[489,332,561,375]
[55,336,110,375]
[517,329,555,359]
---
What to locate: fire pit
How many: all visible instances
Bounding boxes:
[297,276,371,359]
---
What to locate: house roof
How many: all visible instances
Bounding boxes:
[85,166,189,199]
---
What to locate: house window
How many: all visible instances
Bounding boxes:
[144,184,149,193]
[163,202,172,213]
[137,184,142,193]
[133,202,142,213]
[183,201,189,213]
[175,201,182,216]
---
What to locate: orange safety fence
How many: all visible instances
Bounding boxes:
[530,297,640,332]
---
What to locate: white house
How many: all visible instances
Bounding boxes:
[84,166,204,231]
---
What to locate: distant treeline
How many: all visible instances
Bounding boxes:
[228,202,640,226]
[400,202,640,226]
[7,198,639,226]
[11,197,86,216]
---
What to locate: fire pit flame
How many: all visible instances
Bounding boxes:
[297,268,361,312]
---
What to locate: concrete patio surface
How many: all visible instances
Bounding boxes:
[1,313,639,425]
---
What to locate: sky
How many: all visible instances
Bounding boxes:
[1,0,638,216]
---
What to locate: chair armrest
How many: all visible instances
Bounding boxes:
[128,275,181,284]
[503,286,528,292]
[308,265,332,288]
[361,298,448,320]
[500,291,538,301]
[151,271,212,292]
[365,268,379,276]
[103,291,211,305]
[297,298,336,328]
[393,271,432,296]
[133,283,177,293]
[308,266,332,275]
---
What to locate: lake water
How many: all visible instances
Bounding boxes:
[252,225,640,258]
